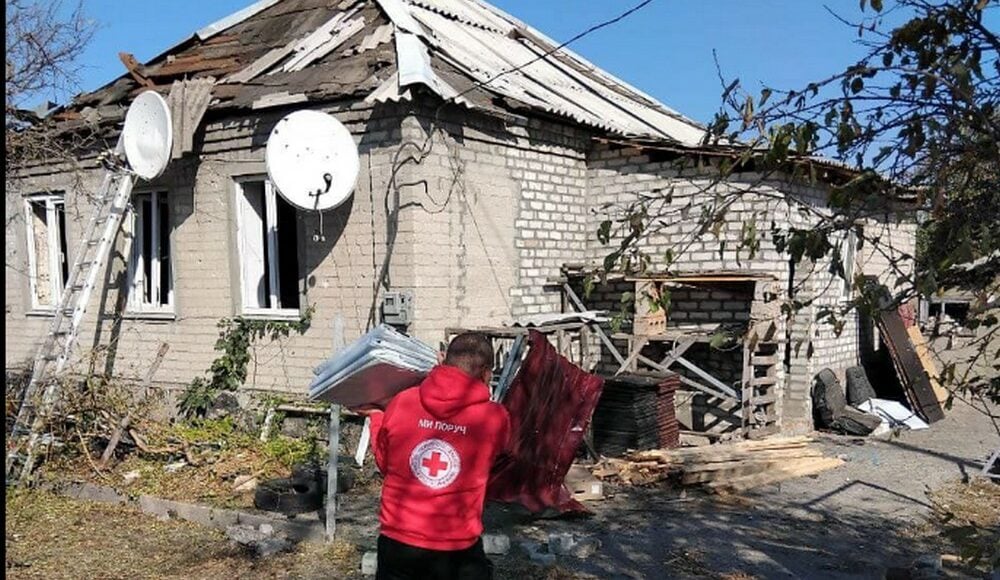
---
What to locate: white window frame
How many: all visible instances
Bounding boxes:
[126,190,174,315]
[840,230,858,300]
[24,194,67,312]
[234,177,300,319]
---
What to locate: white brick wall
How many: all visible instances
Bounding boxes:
[5,105,917,429]
[585,144,917,432]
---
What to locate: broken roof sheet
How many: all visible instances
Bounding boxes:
[62,0,707,143]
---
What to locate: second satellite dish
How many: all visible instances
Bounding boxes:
[123,91,173,180]
[266,110,360,212]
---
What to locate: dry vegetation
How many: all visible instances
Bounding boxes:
[4,489,576,580]
[5,488,365,579]
[928,479,1000,573]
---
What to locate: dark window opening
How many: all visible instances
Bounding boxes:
[276,195,300,309]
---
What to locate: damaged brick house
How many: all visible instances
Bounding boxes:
[4,0,916,435]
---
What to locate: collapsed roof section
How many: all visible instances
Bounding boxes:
[57,0,707,145]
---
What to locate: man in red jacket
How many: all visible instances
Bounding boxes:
[366,332,511,580]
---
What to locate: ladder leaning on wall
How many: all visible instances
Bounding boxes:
[6,138,137,485]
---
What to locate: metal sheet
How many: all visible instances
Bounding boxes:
[374,0,425,35]
[395,32,462,101]
[856,398,928,430]
[308,324,437,407]
[511,310,607,327]
[310,360,429,408]
[403,3,705,143]
[487,330,605,514]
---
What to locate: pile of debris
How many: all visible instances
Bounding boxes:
[593,436,843,492]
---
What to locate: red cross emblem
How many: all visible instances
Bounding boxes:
[422,451,449,477]
[409,439,461,489]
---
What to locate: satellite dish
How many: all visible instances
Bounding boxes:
[123,91,173,180]
[265,110,359,212]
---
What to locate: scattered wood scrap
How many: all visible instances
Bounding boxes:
[592,436,844,492]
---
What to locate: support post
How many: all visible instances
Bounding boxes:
[326,314,345,542]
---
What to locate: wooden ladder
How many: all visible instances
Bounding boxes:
[742,280,782,438]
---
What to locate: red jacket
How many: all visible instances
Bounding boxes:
[369,365,511,551]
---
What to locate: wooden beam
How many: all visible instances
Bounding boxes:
[615,337,649,376]
[658,338,695,368]
[563,283,627,367]
[118,52,154,88]
[636,354,739,402]
[674,356,739,399]
[99,342,169,466]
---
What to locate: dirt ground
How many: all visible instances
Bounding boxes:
[524,401,999,579]
[6,402,998,579]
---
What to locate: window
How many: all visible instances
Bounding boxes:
[235,178,301,316]
[840,231,858,299]
[24,195,69,310]
[127,191,173,312]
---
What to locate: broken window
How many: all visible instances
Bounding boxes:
[24,195,69,310]
[928,301,969,324]
[127,191,173,312]
[235,178,301,315]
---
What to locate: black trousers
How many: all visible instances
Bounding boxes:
[376,535,493,580]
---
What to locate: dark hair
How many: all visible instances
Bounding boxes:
[444,332,494,377]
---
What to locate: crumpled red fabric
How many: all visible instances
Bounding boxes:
[486,330,604,514]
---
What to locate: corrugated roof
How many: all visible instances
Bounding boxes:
[59,0,707,144]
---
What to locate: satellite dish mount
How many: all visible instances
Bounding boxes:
[265,110,360,243]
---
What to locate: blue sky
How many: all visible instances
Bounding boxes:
[61,1,946,124]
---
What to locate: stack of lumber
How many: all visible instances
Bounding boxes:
[593,436,844,492]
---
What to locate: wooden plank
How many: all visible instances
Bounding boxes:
[876,309,945,423]
[224,46,295,83]
[659,338,696,368]
[118,52,155,88]
[906,325,949,405]
[99,343,169,466]
[628,437,812,462]
[681,449,824,470]
[635,354,738,402]
[283,16,366,72]
[674,356,739,399]
[563,284,627,367]
[251,91,309,109]
[149,56,239,77]
[615,337,649,375]
[746,393,778,405]
[707,457,844,491]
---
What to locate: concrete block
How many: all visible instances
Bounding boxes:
[548,533,601,559]
[60,482,128,504]
[482,534,511,555]
[520,541,556,566]
[362,551,378,576]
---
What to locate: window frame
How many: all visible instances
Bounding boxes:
[125,190,175,315]
[233,176,301,319]
[840,230,858,301]
[24,193,68,313]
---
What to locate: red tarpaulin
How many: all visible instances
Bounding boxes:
[487,330,604,514]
